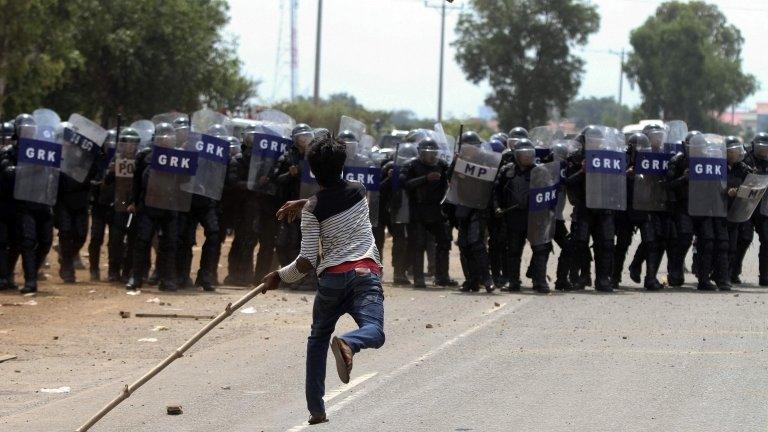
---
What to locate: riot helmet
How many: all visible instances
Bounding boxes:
[207,123,228,138]
[337,129,359,156]
[488,138,506,153]
[227,136,242,157]
[551,140,572,162]
[506,127,528,149]
[153,122,177,147]
[291,123,313,150]
[642,124,665,151]
[725,136,745,165]
[103,129,117,148]
[418,137,440,166]
[490,132,509,145]
[683,130,701,156]
[1,121,13,145]
[405,129,430,144]
[14,113,36,140]
[460,131,481,146]
[118,127,141,148]
[173,115,191,143]
[752,132,768,161]
[514,138,536,168]
[172,114,190,129]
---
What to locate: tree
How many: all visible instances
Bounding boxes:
[1,0,256,124]
[0,0,82,118]
[624,1,757,131]
[453,0,600,130]
[567,97,637,129]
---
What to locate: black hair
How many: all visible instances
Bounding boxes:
[307,131,346,187]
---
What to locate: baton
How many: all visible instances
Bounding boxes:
[126,213,133,229]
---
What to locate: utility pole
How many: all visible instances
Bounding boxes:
[290,0,298,101]
[313,0,323,105]
[425,1,462,122]
[609,48,626,125]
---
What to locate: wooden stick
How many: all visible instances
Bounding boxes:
[0,354,17,363]
[75,284,269,432]
[134,313,216,320]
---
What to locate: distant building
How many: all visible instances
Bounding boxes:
[718,103,768,136]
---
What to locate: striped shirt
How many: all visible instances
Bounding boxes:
[278,180,381,283]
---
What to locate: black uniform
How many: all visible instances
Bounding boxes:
[726,160,754,283]
[752,156,768,285]
[667,152,729,289]
[563,150,615,291]
[88,163,114,280]
[56,165,99,282]
[400,158,453,286]
[176,194,223,289]
[0,144,19,289]
[0,145,53,292]
[126,147,179,290]
[494,162,550,292]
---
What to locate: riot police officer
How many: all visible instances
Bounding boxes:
[401,137,457,288]
[751,133,768,285]
[0,120,19,290]
[725,136,753,284]
[125,123,181,291]
[494,138,550,292]
[562,126,615,292]
[87,129,117,281]
[666,132,699,287]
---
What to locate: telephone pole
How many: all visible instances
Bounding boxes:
[313,0,323,105]
[425,1,462,122]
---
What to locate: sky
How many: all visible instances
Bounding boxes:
[226,0,768,120]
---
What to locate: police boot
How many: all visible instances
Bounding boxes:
[644,277,663,291]
[413,278,427,289]
[125,277,142,291]
[195,270,215,292]
[506,280,521,292]
[107,271,120,283]
[697,280,717,291]
[434,277,458,287]
[19,281,37,295]
[393,269,411,286]
[90,268,100,282]
[74,255,86,270]
[595,277,613,292]
[159,279,178,292]
[554,279,572,291]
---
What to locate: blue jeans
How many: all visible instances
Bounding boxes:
[306,268,385,415]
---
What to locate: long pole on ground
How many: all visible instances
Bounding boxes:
[75,284,270,432]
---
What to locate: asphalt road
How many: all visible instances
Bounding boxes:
[2,244,768,431]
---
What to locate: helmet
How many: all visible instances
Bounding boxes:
[551,140,572,162]
[460,131,481,146]
[628,132,649,149]
[1,121,13,140]
[725,136,745,165]
[227,136,242,157]
[118,127,141,146]
[153,122,177,147]
[684,131,701,145]
[172,115,190,128]
[506,127,528,150]
[14,113,36,140]
[291,123,312,138]
[56,121,72,142]
[207,123,228,138]
[337,129,357,144]
[514,138,535,167]
[418,137,439,166]
[103,129,117,147]
[753,132,768,161]
[642,124,664,151]
[405,129,430,144]
[488,138,506,153]
[490,132,509,145]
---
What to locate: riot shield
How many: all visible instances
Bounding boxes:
[585,126,627,211]
[688,134,727,217]
[114,131,138,212]
[633,128,670,212]
[145,124,197,212]
[182,110,232,200]
[60,114,108,183]
[256,109,295,131]
[664,120,688,154]
[433,123,454,165]
[151,112,185,125]
[728,174,768,223]
[344,149,381,227]
[391,142,418,224]
[14,109,62,206]
[131,120,155,150]
[247,123,293,195]
[528,161,561,245]
[530,126,554,164]
[339,116,366,141]
[360,134,375,155]
[445,144,502,210]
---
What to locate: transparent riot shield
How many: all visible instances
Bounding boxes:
[664,120,688,154]
[247,124,293,195]
[433,123,454,165]
[585,126,627,211]
[391,142,418,224]
[339,115,366,141]
[445,143,502,210]
[61,114,108,183]
[14,109,61,205]
[688,134,727,217]
[182,110,233,200]
[529,126,554,164]
[145,124,197,212]
[344,150,381,227]
[528,161,561,245]
[633,128,670,212]
[728,173,768,223]
[131,120,155,150]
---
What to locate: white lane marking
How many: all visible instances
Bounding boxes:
[285,372,378,432]
[284,297,532,432]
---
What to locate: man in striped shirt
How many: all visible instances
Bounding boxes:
[262,130,386,425]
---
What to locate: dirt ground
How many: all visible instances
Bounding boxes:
[0,229,466,419]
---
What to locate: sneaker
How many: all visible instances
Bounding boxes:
[125,277,142,291]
